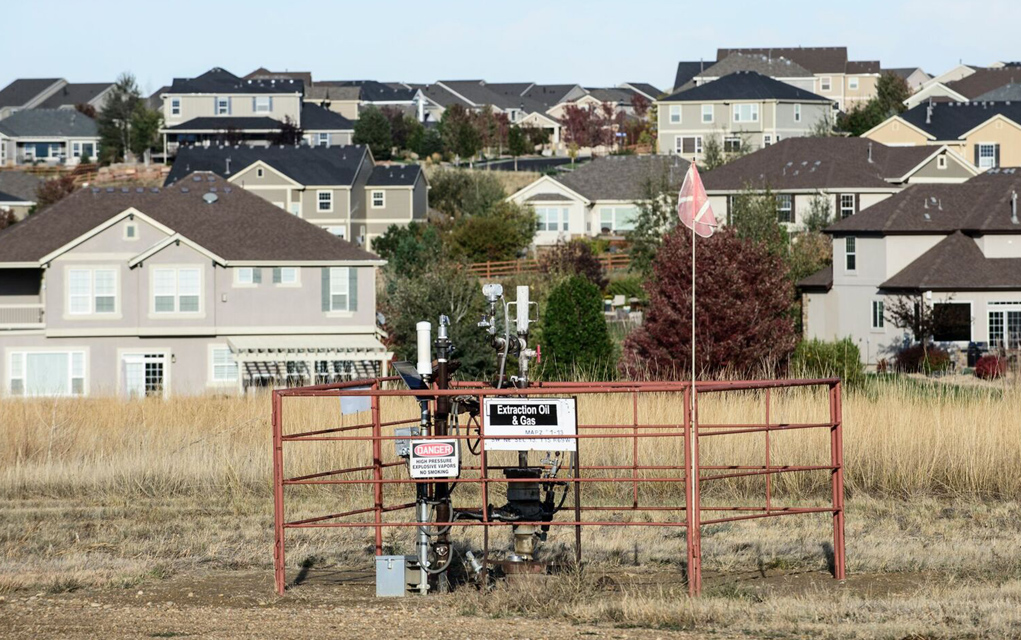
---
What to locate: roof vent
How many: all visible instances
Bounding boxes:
[192,176,202,182]
[121,187,130,193]
[925,105,933,124]
[1012,191,1018,225]
[203,192,218,205]
[867,142,873,163]
[181,187,189,193]
[136,187,144,193]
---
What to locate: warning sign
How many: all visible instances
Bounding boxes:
[408,439,460,479]
[483,398,577,452]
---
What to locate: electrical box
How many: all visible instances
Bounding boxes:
[375,555,406,597]
[395,427,420,457]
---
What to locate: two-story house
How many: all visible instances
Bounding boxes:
[702,137,976,228]
[863,100,1021,170]
[0,173,389,397]
[799,168,1021,366]
[165,145,427,250]
[0,109,100,166]
[507,155,689,246]
[656,71,832,162]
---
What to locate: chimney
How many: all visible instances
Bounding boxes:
[1012,190,1018,225]
[867,142,873,163]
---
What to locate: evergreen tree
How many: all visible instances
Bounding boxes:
[542,275,614,379]
[353,107,393,160]
[97,73,143,164]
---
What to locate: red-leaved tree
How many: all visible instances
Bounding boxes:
[621,227,796,379]
[562,104,595,147]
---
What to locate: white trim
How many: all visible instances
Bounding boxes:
[228,160,304,188]
[956,113,1021,141]
[44,325,381,337]
[128,233,226,267]
[317,189,334,213]
[861,115,936,141]
[39,208,176,265]
[234,267,257,287]
[117,348,171,400]
[149,264,205,318]
[5,347,89,398]
[370,190,385,209]
[64,265,120,319]
[505,174,592,206]
[207,343,240,387]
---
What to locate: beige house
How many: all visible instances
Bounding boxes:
[0,173,389,397]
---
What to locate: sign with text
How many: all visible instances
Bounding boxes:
[483,398,577,452]
[408,439,460,479]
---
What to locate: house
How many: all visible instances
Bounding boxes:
[0,109,100,166]
[655,71,832,161]
[164,145,427,249]
[863,100,1021,170]
[799,168,1021,366]
[0,172,389,397]
[714,47,881,110]
[307,81,425,121]
[0,171,44,219]
[506,155,689,245]
[684,53,817,93]
[904,67,1021,108]
[883,68,931,93]
[701,137,977,228]
[299,103,355,147]
[671,61,706,94]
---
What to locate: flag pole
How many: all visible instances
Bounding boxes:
[689,213,699,594]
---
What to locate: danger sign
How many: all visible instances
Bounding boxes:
[483,398,577,452]
[408,439,460,479]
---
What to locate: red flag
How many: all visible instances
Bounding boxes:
[676,164,717,238]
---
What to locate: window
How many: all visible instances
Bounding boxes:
[72,142,81,158]
[776,194,793,223]
[236,267,255,285]
[933,303,971,342]
[840,194,856,219]
[171,98,180,116]
[871,300,885,329]
[153,267,201,313]
[124,223,138,240]
[317,190,333,212]
[9,351,86,397]
[599,206,638,233]
[724,136,742,153]
[937,155,948,170]
[763,134,773,147]
[989,310,1021,348]
[329,267,350,311]
[794,104,802,122]
[701,104,713,123]
[326,225,346,239]
[317,132,330,148]
[978,143,998,169]
[371,190,385,208]
[669,105,681,124]
[123,353,165,398]
[535,206,569,232]
[845,237,857,271]
[676,135,703,155]
[278,267,298,284]
[68,268,117,315]
[849,77,859,90]
[821,77,832,92]
[254,96,271,113]
[256,167,264,178]
[216,97,230,115]
[732,103,759,123]
[211,347,239,382]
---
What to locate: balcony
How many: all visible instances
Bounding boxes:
[0,304,44,329]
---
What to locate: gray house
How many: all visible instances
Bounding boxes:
[165,145,428,250]
[0,173,388,397]
[0,109,100,166]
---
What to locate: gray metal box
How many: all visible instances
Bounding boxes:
[395,427,420,457]
[375,555,406,597]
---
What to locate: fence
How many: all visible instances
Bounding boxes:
[271,377,844,597]
[467,253,630,278]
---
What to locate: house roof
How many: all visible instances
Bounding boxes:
[673,62,705,92]
[623,83,662,100]
[554,155,690,201]
[717,47,849,74]
[304,84,363,102]
[0,171,43,202]
[975,82,1021,101]
[897,100,1021,140]
[584,87,640,105]
[660,71,831,103]
[881,231,1021,291]
[797,264,832,292]
[0,79,63,108]
[244,68,314,88]
[148,85,170,110]
[37,83,113,108]
[165,145,370,187]
[0,109,98,137]
[367,164,422,186]
[701,137,937,191]
[846,60,881,74]
[164,116,283,132]
[409,84,471,108]
[168,68,303,95]
[945,67,1021,99]
[320,80,416,102]
[0,189,28,204]
[300,103,354,130]
[884,67,928,80]
[826,168,1021,236]
[0,173,379,264]
[521,84,578,107]
[699,53,813,79]
[525,192,573,202]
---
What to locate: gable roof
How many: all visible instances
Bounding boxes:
[304,84,362,102]
[622,83,662,100]
[897,100,1021,140]
[0,79,63,109]
[699,53,813,79]
[0,109,98,137]
[168,67,303,95]
[975,82,1021,102]
[164,116,282,132]
[701,137,936,192]
[521,84,579,107]
[409,83,471,108]
[37,83,114,108]
[885,67,929,80]
[320,80,416,103]
[166,145,370,187]
[367,164,422,186]
[945,67,1021,99]
[244,68,314,88]
[717,47,848,74]
[0,173,379,264]
[554,155,690,201]
[0,171,43,202]
[673,61,705,92]
[660,71,830,103]
[300,103,354,130]
[881,231,1021,291]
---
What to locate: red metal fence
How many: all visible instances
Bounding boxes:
[272,378,844,596]
[467,253,630,278]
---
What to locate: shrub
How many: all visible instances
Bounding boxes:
[539,239,607,289]
[791,338,864,386]
[974,355,1007,380]
[895,344,952,374]
[541,275,614,380]
[605,276,646,303]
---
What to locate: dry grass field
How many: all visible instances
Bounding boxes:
[1,378,1021,638]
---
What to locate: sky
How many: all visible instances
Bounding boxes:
[4,0,1019,95]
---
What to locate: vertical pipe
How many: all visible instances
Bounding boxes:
[573,445,582,566]
[683,385,695,597]
[765,388,772,513]
[371,382,383,557]
[272,391,286,595]
[691,383,702,596]
[832,381,846,580]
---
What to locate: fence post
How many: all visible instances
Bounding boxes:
[371,382,383,557]
[830,381,846,580]
[272,390,286,595]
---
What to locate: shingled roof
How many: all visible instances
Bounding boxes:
[661,71,830,103]
[717,47,849,74]
[367,164,422,187]
[554,155,690,201]
[300,103,354,130]
[37,83,114,108]
[0,173,380,264]
[895,100,1021,140]
[0,171,43,202]
[881,231,1021,291]
[0,109,98,137]
[0,79,63,109]
[699,53,813,79]
[165,145,370,186]
[168,68,303,95]
[945,67,1021,99]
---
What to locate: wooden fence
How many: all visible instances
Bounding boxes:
[467,253,630,278]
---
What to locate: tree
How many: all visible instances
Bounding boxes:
[541,275,614,379]
[876,72,910,115]
[372,222,443,278]
[440,105,481,164]
[413,127,443,158]
[353,106,393,160]
[427,169,506,218]
[837,73,911,137]
[380,106,411,151]
[508,125,530,170]
[96,72,143,164]
[0,209,15,230]
[269,116,304,146]
[539,239,608,290]
[730,187,789,257]
[809,110,836,137]
[34,175,78,214]
[701,134,726,171]
[561,104,596,148]
[129,103,163,164]
[621,227,797,379]
[627,170,677,278]
[74,103,97,119]
[523,124,549,149]
[803,193,833,232]
[837,100,887,137]
[445,201,536,262]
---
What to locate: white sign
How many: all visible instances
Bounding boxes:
[408,439,460,479]
[483,398,577,452]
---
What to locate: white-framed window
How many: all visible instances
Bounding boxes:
[153,267,201,313]
[72,142,81,158]
[937,155,948,170]
[675,135,703,155]
[724,136,742,153]
[170,98,180,116]
[776,194,793,223]
[317,132,330,147]
[68,268,117,315]
[989,308,1021,348]
[732,103,759,123]
[256,167,264,178]
[326,225,346,239]
[599,206,638,233]
[701,104,713,123]
[211,346,239,383]
[236,267,255,285]
[254,96,271,113]
[275,267,299,285]
[978,143,998,169]
[329,267,350,311]
[669,105,681,124]
[845,237,857,272]
[535,206,569,232]
[122,352,167,399]
[216,97,230,115]
[794,104,802,122]
[9,351,86,397]
[763,134,773,147]
[124,223,138,240]
[840,194,855,219]
[821,77,832,92]
[849,77,859,90]
[871,300,885,329]
[317,190,333,212]
[371,190,385,208]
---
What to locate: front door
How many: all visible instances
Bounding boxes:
[123,353,167,398]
